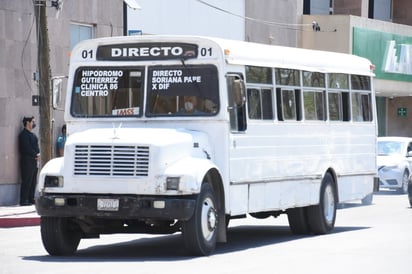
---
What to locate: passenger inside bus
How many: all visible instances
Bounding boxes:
[181,96,202,114]
[149,94,217,116]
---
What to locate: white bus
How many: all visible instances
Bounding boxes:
[36,35,378,256]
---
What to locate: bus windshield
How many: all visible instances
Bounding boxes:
[71,65,219,117]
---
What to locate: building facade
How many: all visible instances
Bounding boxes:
[0,0,123,205]
[301,0,412,137]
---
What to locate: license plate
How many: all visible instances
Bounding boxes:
[97,199,119,211]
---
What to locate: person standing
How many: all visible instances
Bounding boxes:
[56,124,66,157]
[18,116,40,206]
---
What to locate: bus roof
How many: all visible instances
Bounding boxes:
[75,35,374,76]
[208,36,374,76]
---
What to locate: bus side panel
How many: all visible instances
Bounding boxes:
[228,184,249,216]
[248,180,320,213]
[229,121,376,212]
[337,175,375,202]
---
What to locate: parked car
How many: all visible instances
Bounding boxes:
[377,137,412,194]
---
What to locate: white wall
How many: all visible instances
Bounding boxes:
[127,0,244,40]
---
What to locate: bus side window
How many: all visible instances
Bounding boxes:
[342,92,350,121]
[352,92,373,122]
[226,74,247,132]
[276,88,302,121]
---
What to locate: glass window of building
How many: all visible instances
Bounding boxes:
[70,23,94,50]
[369,0,392,21]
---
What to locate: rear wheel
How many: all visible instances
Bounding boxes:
[41,217,82,256]
[182,183,218,256]
[307,173,337,234]
[287,207,310,234]
[408,180,412,207]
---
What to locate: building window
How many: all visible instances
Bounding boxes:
[303,0,331,15]
[70,23,93,50]
[369,0,392,21]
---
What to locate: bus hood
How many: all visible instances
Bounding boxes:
[64,127,212,169]
[67,127,197,147]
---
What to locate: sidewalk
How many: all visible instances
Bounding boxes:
[0,205,40,228]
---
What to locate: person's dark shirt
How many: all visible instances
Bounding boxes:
[19,128,40,159]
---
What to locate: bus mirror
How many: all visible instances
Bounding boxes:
[233,79,246,107]
[52,77,65,110]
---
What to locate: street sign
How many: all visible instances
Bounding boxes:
[128,29,142,36]
[397,107,407,117]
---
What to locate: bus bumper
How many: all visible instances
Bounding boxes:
[35,194,196,220]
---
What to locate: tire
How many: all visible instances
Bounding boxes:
[41,217,82,256]
[287,207,310,234]
[399,171,409,194]
[182,183,218,256]
[408,181,412,207]
[306,173,337,234]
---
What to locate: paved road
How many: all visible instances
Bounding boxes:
[0,191,411,274]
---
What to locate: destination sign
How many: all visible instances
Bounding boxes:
[96,43,198,61]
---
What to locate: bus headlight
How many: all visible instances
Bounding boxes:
[44,175,64,188]
[166,177,180,190]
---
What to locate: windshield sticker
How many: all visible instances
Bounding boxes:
[76,70,123,96]
[112,107,140,116]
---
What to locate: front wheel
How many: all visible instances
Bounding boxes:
[306,173,337,234]
[182,183,218,256]
[399,171,409,194]
[408,179,412,207]
[40,217,82,256]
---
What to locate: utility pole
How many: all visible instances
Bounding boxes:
[34,1,52,168]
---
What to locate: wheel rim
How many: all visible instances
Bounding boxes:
[201,197,217,241]
[323,184,335,225]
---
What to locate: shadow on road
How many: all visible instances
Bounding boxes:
[22,224,369,262]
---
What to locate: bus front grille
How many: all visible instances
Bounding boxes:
[73,145,149,176]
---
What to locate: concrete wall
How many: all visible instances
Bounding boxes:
[127,0,303,47]
[126,0,245,40]
[245,0,303,46]
[334,0,369,17]
[393,0,412,26]
[300,15,352,53]
[0,0,123,205]
[386,97,412,137]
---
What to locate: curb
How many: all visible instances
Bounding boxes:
[0,217,40,228]
[0,206,40,228]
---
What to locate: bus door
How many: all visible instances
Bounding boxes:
[226,73,247,132]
